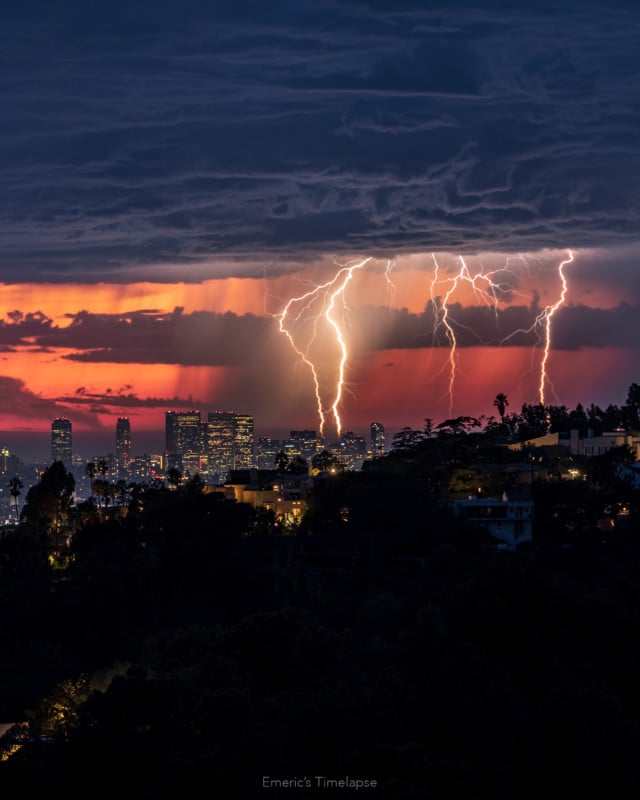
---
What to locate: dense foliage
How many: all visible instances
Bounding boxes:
[2,393,640,798]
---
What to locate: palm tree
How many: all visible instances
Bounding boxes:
[275,450,289,473]
[115,479,130,508]
[85,461,96,503]
[166,467,183,490]
[8,476,23,523]
[93,459,110,511]
[493,393,509,422]
[92,478,109,511]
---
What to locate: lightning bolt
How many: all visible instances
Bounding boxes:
[538,249,573,405]
[275,249,572,436]
[275,256,374,438]
[429,254,521,418]
[429,254,457,419]
[384,258,397,304]
[500,248,574,407]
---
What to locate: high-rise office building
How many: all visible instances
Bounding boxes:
[51,418,72,465]
[337,430,367,471]
[233,413,255,469]
[205,412,235,481]
[205,411,255,480]
[289,429,322,462]
[256,436,281,470]
[165,411,180,455]
[115,417,131,476]
[165,410,202,462]
[370,421,385,458]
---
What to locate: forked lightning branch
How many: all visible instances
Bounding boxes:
[275,250,575,436]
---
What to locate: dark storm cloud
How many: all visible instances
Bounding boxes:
[0,375,96,423]
[1,2,639,280]
[0,311,54,345]
[56,308,275,365]
[2,301,637,361]
[569,246,640,301]
[57,388,208,411]
[0,307,275,363]
[550,302,640,350]
[351,301,640,351]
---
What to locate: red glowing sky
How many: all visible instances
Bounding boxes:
[3,4,640,460]
[1,248,638,461]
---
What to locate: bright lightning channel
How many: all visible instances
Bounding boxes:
[276,249,572,436]
[429,254,521,418]
[500,249,574,406]
[538,249,573,405]
[275,256,376,438]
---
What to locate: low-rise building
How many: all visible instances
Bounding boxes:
[508,429,640,460]
[451,489,533,551]
[222,469,308,528]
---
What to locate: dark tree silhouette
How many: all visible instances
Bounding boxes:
[166,467,183,490]
[8,476,23,523]
[623,382,640,427]
[20,461,75,559]
[85,461,96,503]
[626,382,640,409]
[311,450,344,473]
[493,392,509,421]
[568,402,589,435]
[286,455,309,475]
[391,427,425,451]
[436,416,481,436]
[274,450,289,472]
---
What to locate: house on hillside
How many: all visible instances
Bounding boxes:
[451,488,533,551]
[508,429,640,460]
[222,468,308,528]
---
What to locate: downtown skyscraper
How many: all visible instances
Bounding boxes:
[51,417,72,465]
[205,411,235,481]
[115,417,132,477]
[164,409,254,482]
[233,413,254,469]
[288,429,322,462]
[205,412,254,478]
[165,410,203,469]
[370,421,385,458]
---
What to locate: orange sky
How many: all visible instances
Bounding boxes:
[0,249,636,458]
[2,249,623,322]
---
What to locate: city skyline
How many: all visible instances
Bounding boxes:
[1,4,639,461]
[3,411,386,465]
[6,376,640,466]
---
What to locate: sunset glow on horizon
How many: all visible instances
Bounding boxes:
[1,247,637,459]
[2,3,640,459]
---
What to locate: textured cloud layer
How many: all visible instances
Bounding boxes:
[1,299,638,364]
[2,2,639,280]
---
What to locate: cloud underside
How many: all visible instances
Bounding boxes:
[1,3,640,280]
[0,302,637,366]
[0,374,209,426]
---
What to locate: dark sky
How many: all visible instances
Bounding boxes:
[1,1,639,459]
